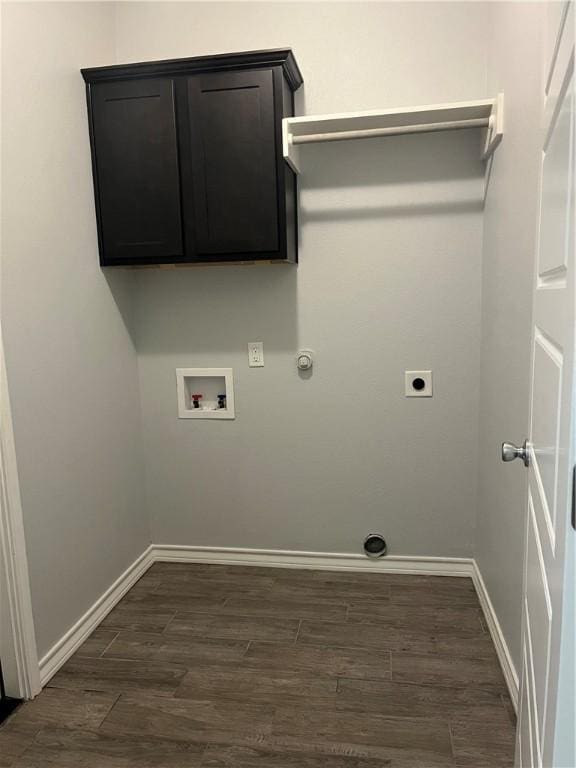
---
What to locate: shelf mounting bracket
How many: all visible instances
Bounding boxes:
[482,93,505,161]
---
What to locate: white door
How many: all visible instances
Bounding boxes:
[514,3,575,766]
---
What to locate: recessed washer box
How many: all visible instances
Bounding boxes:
[176,368,235,419]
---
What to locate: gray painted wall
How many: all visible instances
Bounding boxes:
[117,2,488,556]
[1,2,150,658]
[475,1,545,673]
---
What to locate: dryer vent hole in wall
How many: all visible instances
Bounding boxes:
[363,534,387,558]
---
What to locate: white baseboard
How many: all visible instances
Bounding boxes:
[37,543,518,715]
[471,560,519,711]
[152,544,475,576]
[38,545,155,686]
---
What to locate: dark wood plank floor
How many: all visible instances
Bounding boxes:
[0,564,516,767]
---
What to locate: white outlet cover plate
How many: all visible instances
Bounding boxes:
[248,342,264,367]
[405,370,433,397]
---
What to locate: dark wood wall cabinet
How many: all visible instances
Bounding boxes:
[81,49,303,267]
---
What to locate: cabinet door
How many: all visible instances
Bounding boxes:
[186,69,279,257]
[90,78,183,264]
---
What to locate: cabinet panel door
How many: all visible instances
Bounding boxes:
[91,78,183,263]
[186,69,279,256]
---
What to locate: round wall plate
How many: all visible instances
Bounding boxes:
[363,533,387,558]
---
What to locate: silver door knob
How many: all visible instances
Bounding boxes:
[501,439,530,467]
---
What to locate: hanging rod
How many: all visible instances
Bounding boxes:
[291,117,490,145]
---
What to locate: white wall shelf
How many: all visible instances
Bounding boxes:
[176,368,235,420]
[282,95,504,174]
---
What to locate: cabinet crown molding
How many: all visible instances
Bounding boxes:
[81,48,303,91]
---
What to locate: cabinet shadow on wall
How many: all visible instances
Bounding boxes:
[103,268,139,346]
[297,128,485,224]
[131,263,298,356]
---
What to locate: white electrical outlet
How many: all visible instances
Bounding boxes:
[248,342,264,367]
[405,370,433,397]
